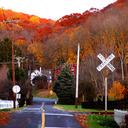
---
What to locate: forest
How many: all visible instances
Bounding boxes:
[0,0,128,100]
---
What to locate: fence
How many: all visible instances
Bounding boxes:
[0,100,18,109]
[114,109,128,127]
[82,98,128,110]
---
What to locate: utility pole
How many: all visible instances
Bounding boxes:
[75,43,80,108]
[16,57,25,68]
[3,18,21,108]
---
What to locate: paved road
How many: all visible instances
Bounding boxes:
[1,98,82,128]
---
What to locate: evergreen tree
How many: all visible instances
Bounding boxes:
[7,65,28,81]
[0,37,24,63]
[53,64,75,104]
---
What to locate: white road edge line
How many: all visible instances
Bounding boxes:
[45,127,71,128]
[45,113,73,117]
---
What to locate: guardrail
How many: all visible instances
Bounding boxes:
[114,109,128,127]
[0,100,18,109]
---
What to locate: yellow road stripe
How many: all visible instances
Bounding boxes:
[40,102,45,128]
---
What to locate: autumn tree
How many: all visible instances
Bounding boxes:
[27,42,44,66]
[30,16,40,23]
[108,81,125,100]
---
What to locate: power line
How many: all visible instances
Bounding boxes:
[0,61,17,64]
[0,30,11,39]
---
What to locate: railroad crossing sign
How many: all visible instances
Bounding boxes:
[97,53,115,72]
[96,53,115,117]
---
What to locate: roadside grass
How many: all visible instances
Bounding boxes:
[0,106,27,111]
[86,115,119,128]
[55,104,118,128]
[55,104,114,112]
[33,89,58,99]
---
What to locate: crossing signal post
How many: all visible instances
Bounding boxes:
[97,53,115,117]
[3,18,21,108]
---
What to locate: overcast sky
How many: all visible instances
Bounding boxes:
[0,0,117,20]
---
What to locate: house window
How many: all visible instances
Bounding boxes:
[70,63,73,67]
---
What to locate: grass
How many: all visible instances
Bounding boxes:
[57,105,117,128]
[55,104,114,112]
[33,89,58,99]
[0,106,27,111]
[86,115,119,128]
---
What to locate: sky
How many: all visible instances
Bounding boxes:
[0,0,117,20]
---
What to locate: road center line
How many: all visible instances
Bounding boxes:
[40,102,45,128]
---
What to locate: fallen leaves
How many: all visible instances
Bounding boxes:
[74,114,88,128]
[0,111,10,127]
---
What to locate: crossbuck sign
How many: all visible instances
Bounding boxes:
[97,53,115,72]
[97,53,115,117]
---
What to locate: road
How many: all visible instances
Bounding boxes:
[1,97,82,128]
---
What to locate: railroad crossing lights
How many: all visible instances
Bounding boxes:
[97,53,115,72]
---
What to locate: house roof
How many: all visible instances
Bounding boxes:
[54,63,75,71]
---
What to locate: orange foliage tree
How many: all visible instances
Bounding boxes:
[27,42,44,64]
[108,81,125,100]
[30,16,40,23]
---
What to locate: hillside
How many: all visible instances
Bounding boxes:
[0,8,55,43]
[0,0,127,44]
[0,0,128,69]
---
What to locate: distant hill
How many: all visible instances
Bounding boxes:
[0,0,127,43]
[0,8,55,43]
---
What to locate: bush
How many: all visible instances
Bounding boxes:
[0,80,13,100]
[18,79,33,107]
[79,81,96,102]
[108,81,125,100]
[32,75,48,90]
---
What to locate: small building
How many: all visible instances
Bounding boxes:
[28,68,52,86]
[54,63,76,80]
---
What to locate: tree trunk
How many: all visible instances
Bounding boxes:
[121,60,124,80]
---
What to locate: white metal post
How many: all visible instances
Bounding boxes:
[75,43,80,108]
[105,54,107,117]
